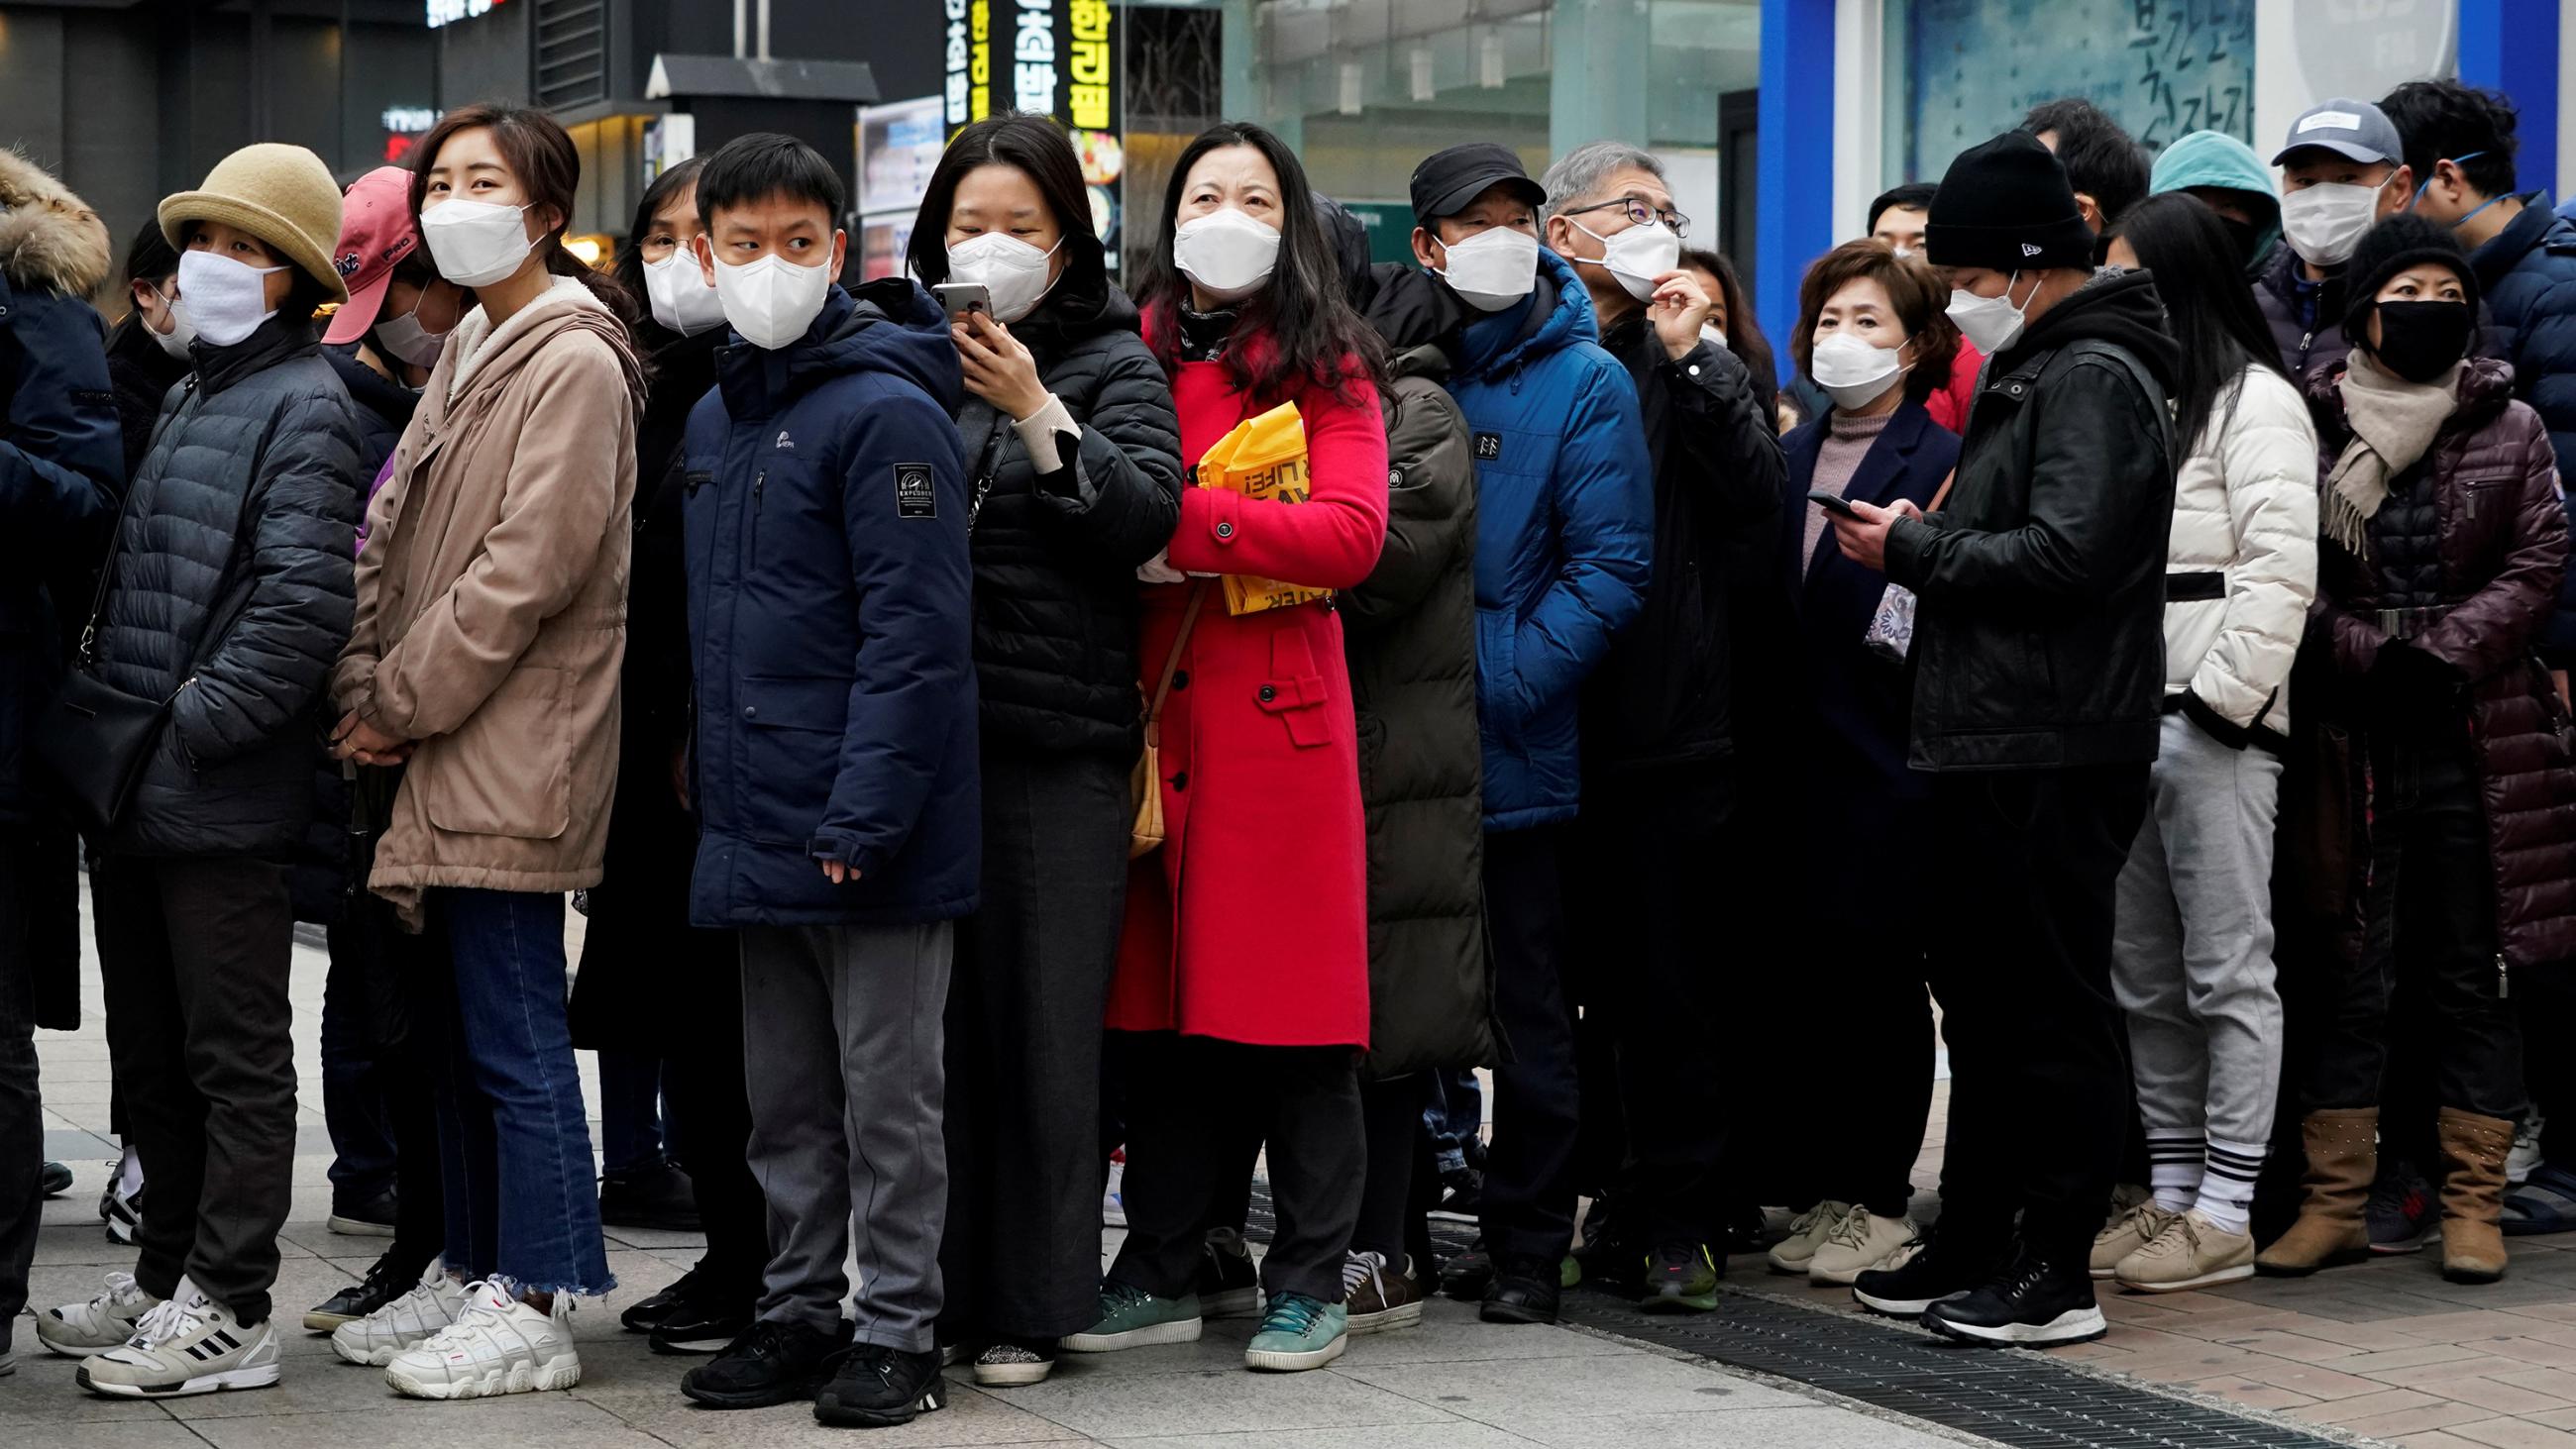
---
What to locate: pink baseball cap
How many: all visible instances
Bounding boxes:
[324,166,422,346]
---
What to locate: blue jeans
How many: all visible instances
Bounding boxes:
[430,889,613,1295]
[597,1050,670,1175]
[1426,1068,1483,1177]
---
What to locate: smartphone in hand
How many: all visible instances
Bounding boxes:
[1808,488,1861,519]
[933,282,992,321]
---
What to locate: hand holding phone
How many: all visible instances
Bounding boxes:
[1808,487,1860,519]
[933,282,992,321]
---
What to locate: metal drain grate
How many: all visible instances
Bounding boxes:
[1237,1185,2350,1449]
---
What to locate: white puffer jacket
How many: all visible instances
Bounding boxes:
[2162,362,2319,745]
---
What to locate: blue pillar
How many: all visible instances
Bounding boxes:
[1756,0,1835,358]
[2457,0,2559,198]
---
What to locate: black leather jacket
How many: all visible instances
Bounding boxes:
[1882,269,2180,772]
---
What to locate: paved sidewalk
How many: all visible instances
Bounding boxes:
[12,916,1967,1449]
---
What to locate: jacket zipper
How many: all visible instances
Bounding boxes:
[2500,953,2512,1000]
[742,467,765,575]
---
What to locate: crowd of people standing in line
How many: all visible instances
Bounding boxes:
[2,67,2575,1426]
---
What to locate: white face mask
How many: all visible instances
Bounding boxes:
[1173,208,1281,304]
[1889,245,1918,261]
[174,251,283,349]
[374,307,450,368]
[1947,272,2033,355]
[1810,330,1910,411]
[644,251,729,336]
[1433,226,1541,313]
[714,252,835,350]
[143,283,196,361]
[1572,217,1683,301]
[419,199,537,288]
[1699,323,1728,351]
[946,232,1063,325]
[2280,177,2395,268]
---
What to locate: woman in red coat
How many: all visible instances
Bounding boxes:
[1067,123,1388,1375]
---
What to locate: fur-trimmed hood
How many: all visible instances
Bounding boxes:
[0,150,110,296]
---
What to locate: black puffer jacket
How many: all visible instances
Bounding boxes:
[89,312,361,858]
[104,314,186,483]
[1580,311,1785,774]
[1883,268,2181,772]
[956,282,1183,755]
[321,343,418,482]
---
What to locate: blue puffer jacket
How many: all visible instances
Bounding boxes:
[2471,193,2576,666]
[682,279,979,927]
[1439,251,1652,831]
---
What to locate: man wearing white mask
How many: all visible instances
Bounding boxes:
[1402,142,1652,1327]
[674,132,977,1429]
[2260,100,2415,380]
[1829,130,2178,1348]
[1532,140,1783,1313]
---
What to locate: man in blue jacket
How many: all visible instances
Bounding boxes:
[2383,80,2576,674]
[1405,143,1652,1326]
[0,147,123,1379]
[674,134,976,1429]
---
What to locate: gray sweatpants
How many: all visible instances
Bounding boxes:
[740,918,954,1352]
[2111,712,2287,1148]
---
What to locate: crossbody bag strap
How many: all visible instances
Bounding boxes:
[1142,580,1210,750]
[69,376,200,669]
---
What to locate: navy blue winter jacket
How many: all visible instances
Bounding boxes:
[2471,193,2576,666]
[682,279,979,928]
[1438,251,1653,831]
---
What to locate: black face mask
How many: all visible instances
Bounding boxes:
[2372,300,2475,384]
[2220,217,2263,268]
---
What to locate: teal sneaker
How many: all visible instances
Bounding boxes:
[1243,1292,1347,1372]
[1640,1242,1720,1313]
[1560,1254,1583,1290]
[1060,1281,1203,1353]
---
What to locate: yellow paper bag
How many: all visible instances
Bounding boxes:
[1195,401,1332,617]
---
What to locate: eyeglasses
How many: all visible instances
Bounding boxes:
[1561,196,1690,239]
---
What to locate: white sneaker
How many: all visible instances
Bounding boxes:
[99,1150,143,1246]
[2512,1113,2547,1188]
[1104,1151,1127,1228]
[1808,1210,1922,1286]
[384,1281,582,1399]
[332,1262,471,1366]
[1765,1201,1853,1276]
[36,1271,162,1355]
[77,1279,279,1397]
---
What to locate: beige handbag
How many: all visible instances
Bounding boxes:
[1130,582,1210,860]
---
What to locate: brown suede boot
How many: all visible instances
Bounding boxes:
[2437,1107,2514,1285]
[2254,1107,2377,1276]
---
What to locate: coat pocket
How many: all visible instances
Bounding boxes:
[1259,629,1337,749]
[739,674,851,847]
[421,667,571,840]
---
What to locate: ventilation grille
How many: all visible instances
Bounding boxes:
[535,0,608,110]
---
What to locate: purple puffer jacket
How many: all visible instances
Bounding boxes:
[2307,357,2576,970]
[354,452,394,556]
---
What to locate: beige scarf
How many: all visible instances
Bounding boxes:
[2323,349,2464,555]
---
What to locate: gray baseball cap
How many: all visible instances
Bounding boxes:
[2273,98,2404,167]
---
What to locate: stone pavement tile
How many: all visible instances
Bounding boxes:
[181,1397,673,1449]
[2401,1312,2573,1341]
[2289,1386,2446,1424]
[2446,1417,2576,1447]
[2338,1401,2511,1438]
[0,1347,205,1425]
[1338,1302,1630,1367]
[2210,1328,2370,1362]
[1109,1424,1536,1449]
[4,1423,211,1449]
[1497,1407,1966,1449]
[2100,1340,2263,1382]
[2378,1355,2553,1388]
[1332,1356,1811,1426]
[159,1355,413,1418]
[2281,1318,2458,1352]
[2491,1368,2576,1400]
[2227,1356,2391,1399]
[976,1365,1463,1439]
[579,1377,1086,1447]
[2402,1436,2501,1448]
[2320,1343,2493,1376]
[2490,1339,2576,1370]
[2435,1377,2576,1414]
[2194,1376,2319,1412]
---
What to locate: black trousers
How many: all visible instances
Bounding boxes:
[92,853,298,1325]
[1479,825,1582,1263]
[1110,1032,1361,1305]
[2306,733,2525,1121]
[939,748,1129,1342]
[1353,1075,1428,1263]
[668,954,765,1306]
[324,891,449,1282]
[0,833,41,1351]
[1926,766,2148,1272]
[1563,763,1733,1246]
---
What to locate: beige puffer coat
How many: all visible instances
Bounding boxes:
[332,276,643,927]
[2161,362,2318,745]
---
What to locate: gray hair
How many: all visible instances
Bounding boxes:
[1539,142,1664,222]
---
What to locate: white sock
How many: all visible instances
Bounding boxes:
[2146,1130,2204,1214]
[117,1145,144,1196]
[2197,1136,2267,1236]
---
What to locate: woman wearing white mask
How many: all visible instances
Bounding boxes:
[327,103,644,1400]
[44,142,364,1397]
[102,219,191,481]
[1761,242,1962,1290]
[1068,122,1387,1376]
[896,114,1183,1387]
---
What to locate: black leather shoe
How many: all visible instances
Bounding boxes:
[1853,1231,2002,1317]
[1479,1255,1560,1324]
[680,1317,851,1408]
[1922,1253,2106,1348]
[814,1344,948,1427]
[303,1250,419,1330]
[599,1157,700,1231]
[1196,1226,1260,1318]
[327,1186,398,1237]
[1441,1239,1495,1300]
[652,1301,755,1355]
[621,1269,711,1333]
[39,1161,72,1197]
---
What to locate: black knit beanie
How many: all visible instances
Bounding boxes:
[2341,212,2480,342]
[1925,131,2095,273]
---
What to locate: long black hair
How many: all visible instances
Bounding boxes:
[1681,247,1780,408]
[1136,121,1382,402]
[106,215,181,353]
[906,113,1107,321]
[2107,192,2288,448]
[613,155,704,307]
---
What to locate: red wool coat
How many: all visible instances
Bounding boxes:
[1106,345,1390,1048]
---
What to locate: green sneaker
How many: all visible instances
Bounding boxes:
[1059,1281,1203,1353]
[1640,1242,1720,1313]
[1560,1255,1583,1290]
[1243,1292,1347,1372]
